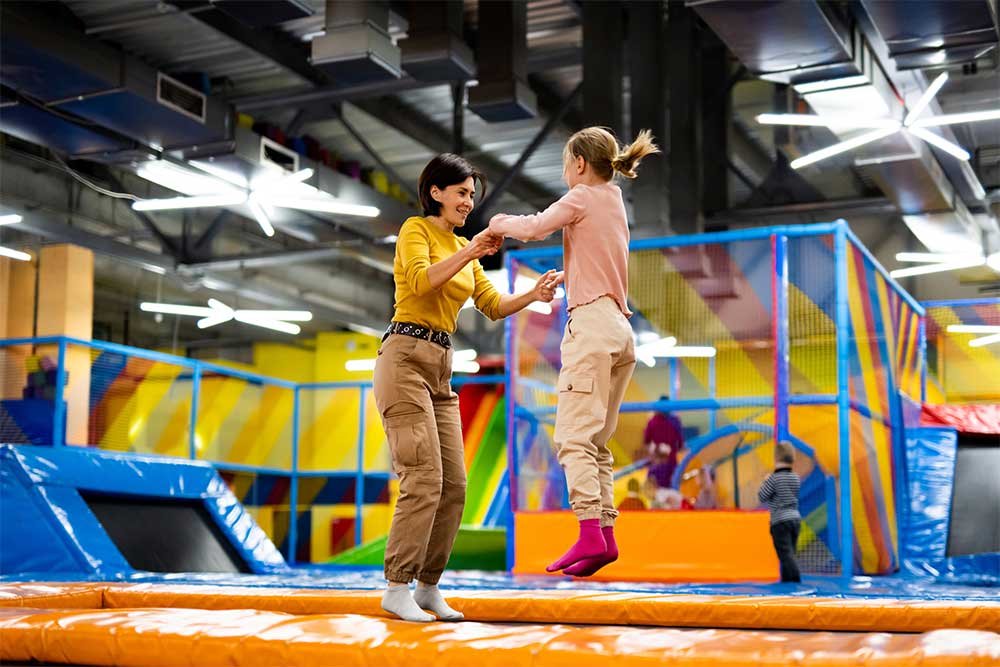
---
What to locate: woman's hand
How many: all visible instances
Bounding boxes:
[466,229,503,259]
[532,270,564,303]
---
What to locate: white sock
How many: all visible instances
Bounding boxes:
[381,584,434,622]
[413,582,464,621]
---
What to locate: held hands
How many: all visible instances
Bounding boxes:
[533,269,564,303]
[468,229,504,259]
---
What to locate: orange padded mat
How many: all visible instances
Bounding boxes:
[2,607,1000,667]
[1,582,999,633]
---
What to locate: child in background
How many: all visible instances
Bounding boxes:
[757,441,802,583]
[617,478,647,511]
[489,127,660,577]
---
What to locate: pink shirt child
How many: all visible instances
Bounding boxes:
[488,182,632,317]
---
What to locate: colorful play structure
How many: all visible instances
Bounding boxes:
[1,220,998,665]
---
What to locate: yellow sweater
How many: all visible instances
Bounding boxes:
[392,216,503,333]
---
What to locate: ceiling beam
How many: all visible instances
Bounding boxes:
[350,96,559,209]
[169,1,326,87]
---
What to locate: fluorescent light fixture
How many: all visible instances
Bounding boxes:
[988,252,1000,272]
[0,246,31,262]
[133,193,248,211]
[890,258,986,278]
[237,310,312,322]
[637,331,661,345]
[792,75,869,94]
[903,72,948,126]
[137,161,231,195]
[234,312,301,335]
[913,109,1000,128]
[527,302,553,315]
[345,359,377,372]
[658,346,718,358]
[906,127,970,161]
[141,300,310,334]
[344,354,481,373]
[453,360,481,373]
[946,325,1000,334]
[895,252,984,263]
[0,214,23,225]
[969,333,1000,347]
[246,193,275,237]
[190,161,249,188]
[140,302,215,317]
[756,113,898,129]
[454,349,478,362]
[266,197,379,218]
[791,127,900,169]
[636,336,678,367]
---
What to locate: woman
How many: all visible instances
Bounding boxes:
[375,153,562,622]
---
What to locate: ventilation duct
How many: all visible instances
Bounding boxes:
[467,0,537,122]
[213,0,314,27]
[0,86,129,158]
[399,0,475,81]
[860,0,999,70]
[311,1,402,84]
[0,2,230,153]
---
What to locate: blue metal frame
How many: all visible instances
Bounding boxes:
[834,223,854,578]
[773,234,790,447]
[188,365,201,461]
[504,253,519,572]
[922,297,1000,308]
[355,386,367,547]
[52,338,67,447]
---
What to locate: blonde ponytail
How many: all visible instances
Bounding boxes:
[611,129,660,179]
[565,127,661,181]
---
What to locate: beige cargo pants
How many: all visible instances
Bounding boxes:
[554,296,636,527]
[373,333,466,585]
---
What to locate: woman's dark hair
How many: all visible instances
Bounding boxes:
[417,153,487,217]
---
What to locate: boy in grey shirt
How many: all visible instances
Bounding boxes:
[758,441,801,582]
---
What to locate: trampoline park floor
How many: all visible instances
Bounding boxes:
[2,570,999,666]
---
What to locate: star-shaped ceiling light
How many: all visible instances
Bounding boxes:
[140,299,312,335]
[756,72,1000,169]
[132,162,379,237]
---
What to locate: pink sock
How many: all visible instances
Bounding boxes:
[546,519,606,572]
[563,526,619,577]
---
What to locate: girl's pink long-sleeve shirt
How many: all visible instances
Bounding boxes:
[489,182,632,316]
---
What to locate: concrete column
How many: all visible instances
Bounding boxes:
[1,255,37,400]
[37,245,93,445]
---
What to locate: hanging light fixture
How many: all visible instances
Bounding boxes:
[756,72,1000,170]
[132,163,379,237]
[140,299,312,335]
[947,324,1000,348]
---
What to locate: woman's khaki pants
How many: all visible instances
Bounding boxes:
[373,334,465,584]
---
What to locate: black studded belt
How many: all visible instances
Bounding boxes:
[384,321,452,349]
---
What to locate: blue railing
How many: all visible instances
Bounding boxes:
[0,335,506,564]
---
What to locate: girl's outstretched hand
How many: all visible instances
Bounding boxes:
[533,270,564,302]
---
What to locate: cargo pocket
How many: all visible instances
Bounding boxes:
[384,408,429,469]
[558,374,594,395]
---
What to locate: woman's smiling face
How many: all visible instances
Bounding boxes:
[431,176,476,227]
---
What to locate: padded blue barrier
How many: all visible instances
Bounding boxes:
[0,444,288,578]
[901,428,1000,584]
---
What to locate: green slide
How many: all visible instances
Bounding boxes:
[328,526,506,570]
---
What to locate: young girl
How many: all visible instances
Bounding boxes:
[376,153,562,622]
[489,127,659,576]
